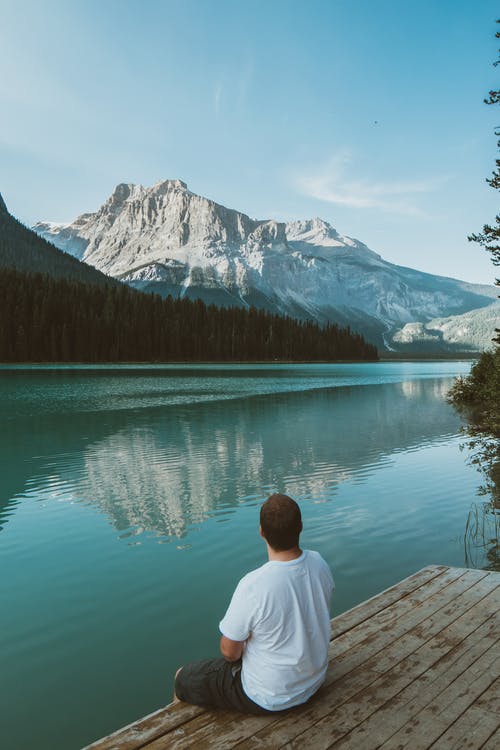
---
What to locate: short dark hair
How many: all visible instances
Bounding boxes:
[260,494,302,551]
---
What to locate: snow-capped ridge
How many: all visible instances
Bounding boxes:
[286,217,343,243]
[285,217,382,262]
[153,178,188,192]
[31,179,498,350]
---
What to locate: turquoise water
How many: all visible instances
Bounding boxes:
[0,361,490,749]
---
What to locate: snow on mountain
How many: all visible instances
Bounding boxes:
[32,180,498,349]
[286,217,384,264]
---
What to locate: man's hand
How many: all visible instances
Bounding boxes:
[220,635,245,662]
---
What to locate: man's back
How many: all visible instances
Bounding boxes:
[220,549,334,710]
[175,494,335,716]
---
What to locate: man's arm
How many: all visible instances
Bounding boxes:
[220,635,245,662]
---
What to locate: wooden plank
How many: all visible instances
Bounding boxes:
[235,572,498,750]
[328,567,481,663]
[427,704,500,750]
[214,569,472,748]
[474,675,500,716]
[82,703,205,750]
[232,572,496,749]
[369,575,500,674]
[282,617,500,750]
[324,604,500,749]
[330,565,448,639]
[479,727,500,749]
[142,710,272,750]
[379,644,500,750]
[327,569,491,678]
[286,642,500,750]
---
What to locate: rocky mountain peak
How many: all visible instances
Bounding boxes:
[101,183,139,219]
[105,179,188,208]
[0,192,8,214]
[110,182,134,200]
[151,178,188,193]
[286,217,342,244]
[30,180,498,352]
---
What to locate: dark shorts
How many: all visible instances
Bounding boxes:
[175,657,278,715]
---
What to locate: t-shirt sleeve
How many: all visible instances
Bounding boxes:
[219,577,254,642]
[318,554,335,597]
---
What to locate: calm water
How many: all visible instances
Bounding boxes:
[0,361,491,749]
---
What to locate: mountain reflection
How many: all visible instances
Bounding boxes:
[1,377,463,539]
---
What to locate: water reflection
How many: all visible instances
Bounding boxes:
[1,377,463,541]
[462,434,500,571]
[463,502,500,571]
[1,365,481,750]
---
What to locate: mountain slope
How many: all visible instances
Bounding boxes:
[1,266,378,362]
[33,180,498,348]
[0,192,116,286]
[390,301,500,353]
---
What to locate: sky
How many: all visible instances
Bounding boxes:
[1,0,499,284]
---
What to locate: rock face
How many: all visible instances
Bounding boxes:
[390,301,500,352]
[33,179,498,349]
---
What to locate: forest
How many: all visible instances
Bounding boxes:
[0,267,378,363]
[0,197,113,286]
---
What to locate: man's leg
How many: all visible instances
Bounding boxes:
[173,657,273,714]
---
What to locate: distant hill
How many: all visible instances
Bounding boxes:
[390,302,500,353]
[0,192,115,286]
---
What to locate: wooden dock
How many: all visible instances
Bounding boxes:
[84,565,500,749]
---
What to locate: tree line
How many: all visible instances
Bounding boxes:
[449,21,500,519]
[0,267,378,363]
[451,20,500,440]
[0,199,114,286]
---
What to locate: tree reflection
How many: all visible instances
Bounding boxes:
[463,433,500,571]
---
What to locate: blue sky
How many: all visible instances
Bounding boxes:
[1,0,498,283]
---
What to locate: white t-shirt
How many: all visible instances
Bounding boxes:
[219,549,334,711]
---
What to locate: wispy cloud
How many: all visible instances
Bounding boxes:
[295,153,449,216]
[213,82,223,115]
[213,55,254,116]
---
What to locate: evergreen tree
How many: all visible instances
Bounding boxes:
[452,19,500,418]
[0,267,378,363]
[449,21,500,503]
[468,20,500,291]
[0,195,115,287]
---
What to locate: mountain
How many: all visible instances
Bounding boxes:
[33,180,498,349]
[389,301,500,353]
[0,192,116,286]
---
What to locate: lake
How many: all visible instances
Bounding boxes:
[0,361,494,749]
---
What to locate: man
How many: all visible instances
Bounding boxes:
[174,493,335,714]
